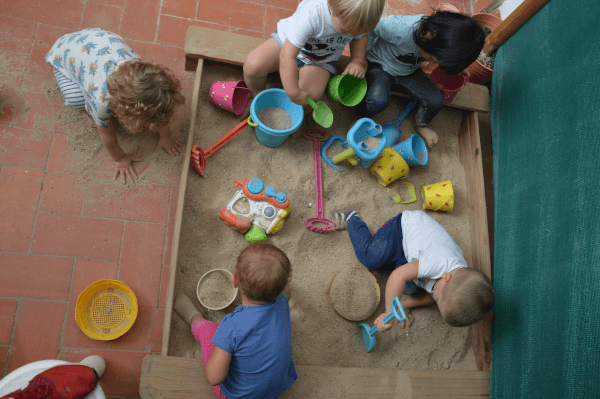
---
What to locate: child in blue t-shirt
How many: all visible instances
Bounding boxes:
[357,11,484,147]
[174,242,296,399]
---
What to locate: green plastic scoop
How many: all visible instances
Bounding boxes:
[306,97,333,128]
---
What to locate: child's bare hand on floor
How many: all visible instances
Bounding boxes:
[114,153,142,184]
[155,135,183,157]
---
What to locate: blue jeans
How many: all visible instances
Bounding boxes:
[357,61,444,126]
[347,213,424,296]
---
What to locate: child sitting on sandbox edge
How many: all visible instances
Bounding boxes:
[174,242,296,399]
[45,28,185,184]
[241,0,386,118]
[332,210,495,330]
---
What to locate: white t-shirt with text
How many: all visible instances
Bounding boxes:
[276,0,364,65]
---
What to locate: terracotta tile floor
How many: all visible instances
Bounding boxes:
[0,0,498,397]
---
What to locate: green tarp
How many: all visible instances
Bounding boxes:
[490,0,600,397]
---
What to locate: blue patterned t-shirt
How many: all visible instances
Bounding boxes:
[45,28,141,127]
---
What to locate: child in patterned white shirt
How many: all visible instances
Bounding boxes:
[45,28,185,184]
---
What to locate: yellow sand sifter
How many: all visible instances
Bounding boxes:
[75,279,138,341]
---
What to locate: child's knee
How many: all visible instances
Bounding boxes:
[244,51,271,79]
[363,93,390,117]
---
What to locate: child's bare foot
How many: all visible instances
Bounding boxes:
[415,125,439,147]
[174,294,204,325]
[83,111,96,129]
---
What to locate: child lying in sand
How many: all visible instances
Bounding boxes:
[332,210,495,329]
[174,242,296,399]
[45,28,184,183]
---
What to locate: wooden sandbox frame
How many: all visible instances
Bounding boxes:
[143,26,493,398]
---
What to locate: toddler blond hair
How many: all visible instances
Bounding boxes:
[330,0,386,34]
[107,59,185,133]
[442,268,495,327]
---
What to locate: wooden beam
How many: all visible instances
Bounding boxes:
[457,111,493,371]
[161,59,204,355]
[184,26,490,113]
[483,0,552,56]
[140,355,490,399]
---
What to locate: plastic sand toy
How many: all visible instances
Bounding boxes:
[321,118,385,172]
[358,297,406,352]
[220,178,292,242]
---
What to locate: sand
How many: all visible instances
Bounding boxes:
[258,106,292,131]
[330,267,380,322]
[197,270,237,310]
[477,26,495,69]
[168,60,477,372]
[13,52,478,372]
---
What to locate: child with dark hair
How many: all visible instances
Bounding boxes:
[173,242,296,399]
[356,11,485,147]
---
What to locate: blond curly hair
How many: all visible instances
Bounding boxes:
[107,60,185,133]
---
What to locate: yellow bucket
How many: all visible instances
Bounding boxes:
[421,180,454,211]
[75,279,138,341]
[369,147,409,186]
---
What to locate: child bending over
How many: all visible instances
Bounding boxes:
[243,0,385,115]
[357,11,485,146]
[45,28,185,184]
[174,242,296,399]
[332,210,495,329]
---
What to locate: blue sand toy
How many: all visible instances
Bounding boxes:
[358,297,406,352]
[392,134,428,166]
[320,135,350,172]
[250,89,304,148]
[381,101,417,146]
[321,118,385,171]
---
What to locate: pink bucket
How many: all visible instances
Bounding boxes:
[209,80,251,115]
[430,68,467,105]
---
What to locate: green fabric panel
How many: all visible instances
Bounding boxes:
[490,0,600,397]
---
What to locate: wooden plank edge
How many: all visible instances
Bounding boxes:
[161,59,205,355]
[457,111,493,372]
[183,26,489,112]
[140,355,490,399]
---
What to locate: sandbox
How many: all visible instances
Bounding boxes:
[163,59,490,372]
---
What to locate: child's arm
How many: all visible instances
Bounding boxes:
[204,346,233,386]
[97,124,142,184]
[280,40,308,106]
[374,261,426,331]
[155,123,183,157]
[343,35,368,79]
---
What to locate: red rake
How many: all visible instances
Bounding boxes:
[191,116,253,177]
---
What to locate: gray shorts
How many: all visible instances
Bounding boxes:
[270,32,337,76]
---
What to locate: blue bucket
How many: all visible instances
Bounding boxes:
[250,89,304,148]
[392,134,428,166]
